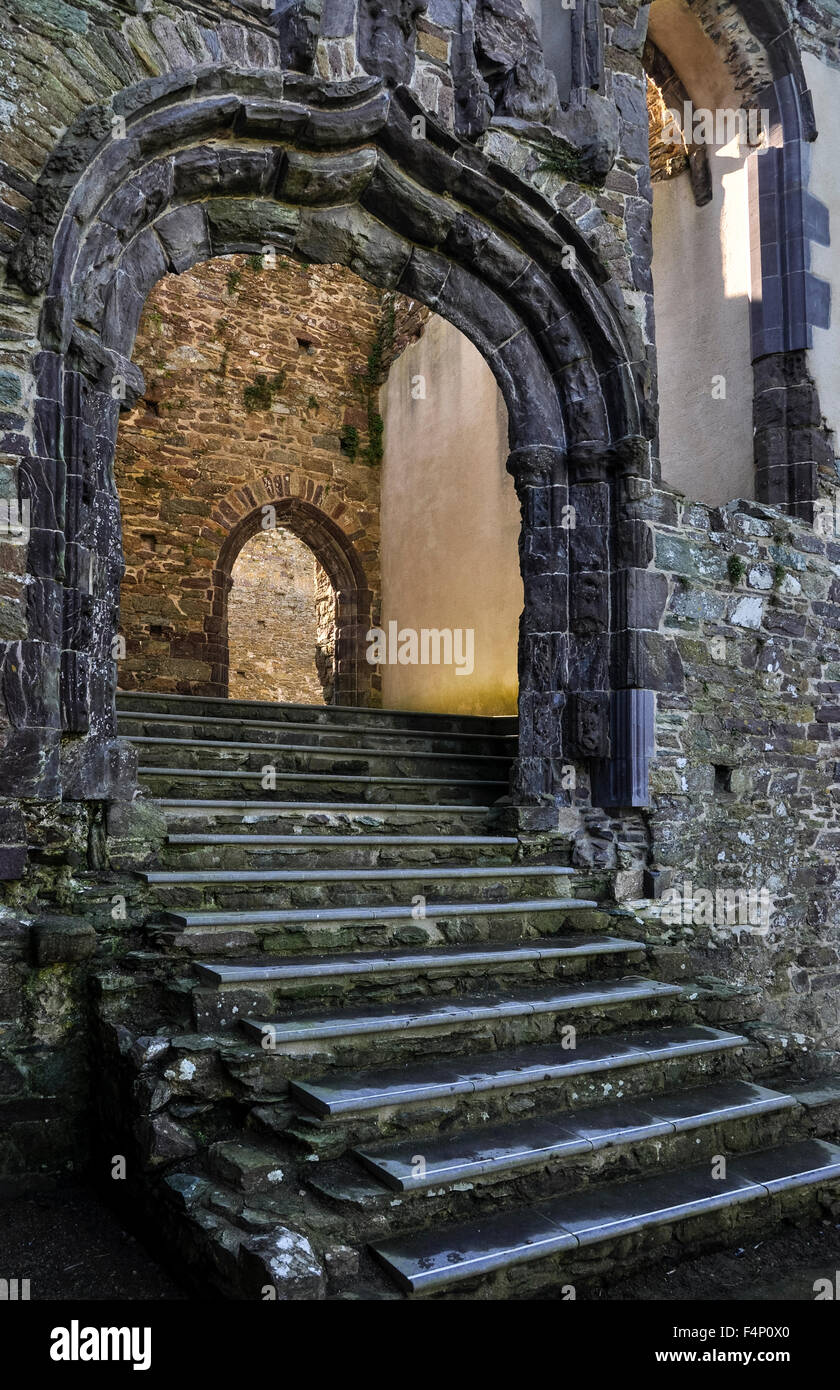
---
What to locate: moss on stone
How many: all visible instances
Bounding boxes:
[727,555,747,586]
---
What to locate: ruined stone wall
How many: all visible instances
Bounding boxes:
[115,254,386,694]
[227,526,329,704]
[643,489,840,1053]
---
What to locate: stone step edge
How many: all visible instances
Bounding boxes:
[143,864,576,886]
[117,690,518,727]
[354,1083,798,1193]
[140,766,507,788]
[290,1026,747,1117]
[369,1140,840,1294]
[163,896,601,929]
[241,977,682,1045]
[128,735,511,765]
[167,833,519,847]
[118,710,517,745]
[157,799,495,814]
[193,935,645,986]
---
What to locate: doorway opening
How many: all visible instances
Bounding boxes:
[227,527,335,704]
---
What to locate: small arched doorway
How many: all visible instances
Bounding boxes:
[213,497,374,707]
[227,526,335,704]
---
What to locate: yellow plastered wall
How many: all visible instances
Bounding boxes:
[379,315,522,715]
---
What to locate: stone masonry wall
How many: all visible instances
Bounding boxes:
[227,526,329,704]
[641,488,840,1056]
[114,253,389,694]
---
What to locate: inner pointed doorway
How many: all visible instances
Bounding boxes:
[227,527,335,704]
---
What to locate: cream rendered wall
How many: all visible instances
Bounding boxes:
[652,158,755,503]
[379,315,522,715]
[649,0,755,504]
[802,52,840,455]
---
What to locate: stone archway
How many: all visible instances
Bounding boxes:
[5,67,671,817]
[213,495,374,706]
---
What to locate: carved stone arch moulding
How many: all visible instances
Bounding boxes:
[6,66,679,814]
[213,493,374,706]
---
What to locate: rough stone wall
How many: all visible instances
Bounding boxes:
[115,253,386,694]
[643,489,840,1052]
[228,526,329,704]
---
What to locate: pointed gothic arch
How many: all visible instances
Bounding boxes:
[214,495,373,705]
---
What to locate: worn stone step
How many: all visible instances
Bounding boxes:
[369,1139,840,1295]
[141,863,579,912]
[152,898,610,960]
[197,936,641,987]
[162,831,522,871]
[289,1024,747,1122]
[139,766,506,805]
[162,895,599,931]
[242,975,681,1050]
[191,936,646,1023]
[355,1081,797,1193]
[128,734,511,782]
[157,799,501,837]
[117,689,518,736]
[145,865,575,887]
[118,710,515,757]
[306,1080,800,1227]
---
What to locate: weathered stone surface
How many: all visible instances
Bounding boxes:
[31,917,96,965]
[474,0,557,124]
[238,1227,327,1299]
[209,1141,286,1193]
[145,1113,198,1163]
[357,0,427,87]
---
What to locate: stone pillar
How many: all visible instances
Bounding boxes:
[590,437,678,808]
[507,444,569,816]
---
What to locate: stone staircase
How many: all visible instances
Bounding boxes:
[98,690,840,1299]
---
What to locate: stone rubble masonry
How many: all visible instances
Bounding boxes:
[645,488,840,1049]
[115,254,390,697]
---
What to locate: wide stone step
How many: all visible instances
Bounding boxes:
[117,690,516,735]
[196,936,642,987]
[144,864,575,887]
[153,898,609,959]
[191,936,646,1022]
[162,895,599,930]
[369,1139,840,1295]
[290,1024,746,1119]
[157,800,501,837]
[118,710,515,757]
[163,831,522,871]
[139,766,506,805]
[355,1081,797,1192]
[141,864,579,912]
[243,976,681,1049]
[128,735,511,782]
